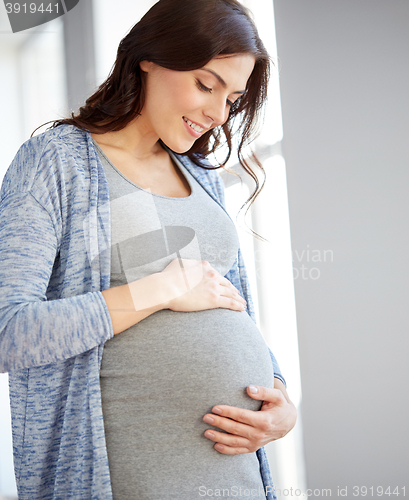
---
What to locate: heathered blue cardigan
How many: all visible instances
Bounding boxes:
[0,125,282,499]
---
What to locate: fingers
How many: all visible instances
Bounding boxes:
[202,408,259,438]
[217,276,246,309]
[246,385,285,404]
[164,258,246,312]
[219,276,241,295]
[201,262,246,311]
[202,412,265,454]
[207,405,260,426]
[217,296,247,311]
[178,260,244,299]
[203,429,253,455]
[212,444,252,455]
[201,386,298,455]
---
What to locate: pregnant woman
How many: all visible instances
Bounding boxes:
[0,0,296,498]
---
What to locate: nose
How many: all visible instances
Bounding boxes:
[204,97,229,127]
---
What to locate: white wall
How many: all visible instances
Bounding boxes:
[274,0,409,493]
[93,0,156,86]
[0,45,23,181]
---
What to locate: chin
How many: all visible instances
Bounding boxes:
[161,138,196,154]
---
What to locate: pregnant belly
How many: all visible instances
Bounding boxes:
[100,309,274,499]
[101,308,274,412]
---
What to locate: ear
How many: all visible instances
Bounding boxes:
[139,60,153,73]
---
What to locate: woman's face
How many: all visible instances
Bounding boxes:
[139,54,256,153]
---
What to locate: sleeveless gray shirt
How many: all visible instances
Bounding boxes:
[95,141,274,499]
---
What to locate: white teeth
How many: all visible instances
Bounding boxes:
[184,117,204,133]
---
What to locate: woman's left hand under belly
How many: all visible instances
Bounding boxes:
[202,380,298,455]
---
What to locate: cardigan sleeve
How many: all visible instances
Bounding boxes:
[0,189,113,373]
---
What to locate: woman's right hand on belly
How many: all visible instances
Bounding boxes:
[160,258,247,313]
[102,259,246,335]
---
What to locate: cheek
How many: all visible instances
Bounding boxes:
[165,81,198,115]
[163,72,203,111]
[145,71,202,123]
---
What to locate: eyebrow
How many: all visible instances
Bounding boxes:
[200,68,246,95]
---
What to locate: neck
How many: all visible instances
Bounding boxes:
[92,114,162,161]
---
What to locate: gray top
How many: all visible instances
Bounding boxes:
[95,141,275,499]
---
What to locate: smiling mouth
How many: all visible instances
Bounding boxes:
[183,117,204,133]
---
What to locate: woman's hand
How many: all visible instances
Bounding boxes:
[202,380,297,454]
[160,258,247,313]
[103,258,245,335]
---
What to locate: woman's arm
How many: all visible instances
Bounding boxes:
[0,191,114,372]
[0,191,245,371]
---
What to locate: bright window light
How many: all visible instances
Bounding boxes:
[223,0,306,495]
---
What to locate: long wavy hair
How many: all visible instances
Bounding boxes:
[48,0,270,230]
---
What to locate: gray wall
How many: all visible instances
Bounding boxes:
[63,0,96,112]
[274,0,409,493]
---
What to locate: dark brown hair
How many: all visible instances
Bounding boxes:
[49,0,270,231]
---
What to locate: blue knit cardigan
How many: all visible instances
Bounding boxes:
[0,125,282,499]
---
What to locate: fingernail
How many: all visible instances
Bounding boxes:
[203,415,214,424]
[248,385,258,394]
[215,444,224,452]
[213,407,222,415]
[205,431,215,438]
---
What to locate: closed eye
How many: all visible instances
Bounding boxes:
[195,79,212,93]
[227,98,242,111]
[196,79,238,108]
